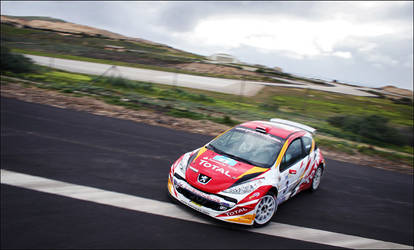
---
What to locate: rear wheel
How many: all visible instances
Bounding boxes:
[310,166,323,191]
[254,194,277,226]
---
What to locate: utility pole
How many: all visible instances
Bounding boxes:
[302,87,309,114]
[173,72,178,89]
[90,65,116,84]
[240,78,246,100]
[49,57,54,68]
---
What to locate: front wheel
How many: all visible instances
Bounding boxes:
[310,166,323,192]
[254,194,277,226]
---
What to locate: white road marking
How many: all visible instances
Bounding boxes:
[1,169,412,249]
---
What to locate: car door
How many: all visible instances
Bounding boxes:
[277,138,305,203]
[299,135,315,186]
[300,136,314,177]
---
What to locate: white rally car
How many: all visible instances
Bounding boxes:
[168,118,326,226]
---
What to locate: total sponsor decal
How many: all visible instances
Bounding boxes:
[199,157,234,178]
[217,205,255,217]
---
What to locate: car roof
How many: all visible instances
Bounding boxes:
[239,120,307,139]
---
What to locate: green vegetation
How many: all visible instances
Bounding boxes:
[1,23,203,64]
[356,145,412,163]
[327,115,410,146]
[0,46,37,73]
[254,87,412,127]
[315,137,413,166]
[315,137,357,155]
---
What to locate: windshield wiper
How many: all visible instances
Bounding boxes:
[206,144,224,154]
[207,144,256,166]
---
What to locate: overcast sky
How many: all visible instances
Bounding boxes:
[1,1,413,90]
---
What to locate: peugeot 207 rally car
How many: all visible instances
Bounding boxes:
[167,118,326,226]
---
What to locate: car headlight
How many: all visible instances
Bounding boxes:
[177,153,191,173]
[222,179,263,194]
[175,148,200,174]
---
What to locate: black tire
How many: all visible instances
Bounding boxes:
[310,166,323,192]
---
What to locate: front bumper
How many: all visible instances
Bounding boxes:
[168,173,259,225]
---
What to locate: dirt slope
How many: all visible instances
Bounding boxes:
[381,85,413,98]
[1,15,165,47]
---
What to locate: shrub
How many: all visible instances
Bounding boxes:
[168,108,204,120]
[210,115,239,126]
[255,68,265,73]
[1,46,36,73]
[259,102,279,111]
[195,94,215,103]
[222,115,238,126]
[392,97,413,106]
[327,114,405,146]
[107,77,131,87]
[102,77,154,91]
[160,88,215,103]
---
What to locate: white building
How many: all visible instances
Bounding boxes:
[207,53,239,64]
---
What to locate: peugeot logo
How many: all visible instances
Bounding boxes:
[197,174,211,184]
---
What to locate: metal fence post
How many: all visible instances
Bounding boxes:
[240,78,246,98]
[303,87,309,114]
[173,72,178,89]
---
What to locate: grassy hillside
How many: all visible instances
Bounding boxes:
[1,23,203,64]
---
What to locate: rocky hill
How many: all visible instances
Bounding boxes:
[1,15,179,51]
[380,85,413,99]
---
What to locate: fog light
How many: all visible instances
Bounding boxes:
[219,205,228,211]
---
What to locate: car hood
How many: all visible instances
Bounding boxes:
[185,148,268,194]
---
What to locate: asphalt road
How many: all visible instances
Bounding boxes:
[24,54,376,97]
[1,97,413,249]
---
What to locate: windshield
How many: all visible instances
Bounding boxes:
[208,126,283,168]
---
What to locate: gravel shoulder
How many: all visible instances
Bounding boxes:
[1,81,412,174]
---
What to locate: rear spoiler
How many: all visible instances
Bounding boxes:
[269,118,316,135]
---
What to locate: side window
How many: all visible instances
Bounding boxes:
[280,139,304,172]
[302,136,313,155]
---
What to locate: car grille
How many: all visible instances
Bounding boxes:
[176,186,226,211]
[173,173,237,211]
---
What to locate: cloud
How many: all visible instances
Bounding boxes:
[173,13,407,60]
[332,51,352,59]
[151,1,413,33]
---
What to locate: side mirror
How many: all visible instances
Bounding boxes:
[289,169,297,174]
